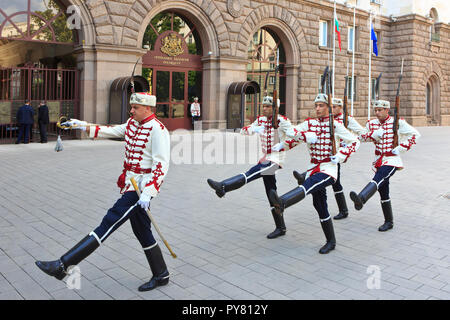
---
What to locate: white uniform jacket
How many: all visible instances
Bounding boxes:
[284,117,360,180]
[190,103,201,117]
[89,114,170,198]
[360,115,420,171]
[240,115,295,167]
[334,113,367,137]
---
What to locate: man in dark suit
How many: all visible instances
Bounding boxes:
[38,101,50,143]
[15,100,34,144]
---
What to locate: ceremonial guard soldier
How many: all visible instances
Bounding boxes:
[206,96,296,239]
[349,99,420,231]
[293,98,366,220]
[190,97,201,128]
[35,92,171,292]
[269,93,360,254]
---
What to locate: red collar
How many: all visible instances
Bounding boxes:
[379,115,390,124]
[334,113,343,119]
[139,114,156,125]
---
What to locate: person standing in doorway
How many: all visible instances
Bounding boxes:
[190,97,201,129]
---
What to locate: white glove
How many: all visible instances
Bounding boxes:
[305,132,318,144]
[137,193,151,211]
[272,142,284,152]
[252,126,265,135]
[391,146,404,155]
[61,119,87,131]
[372,128,384,140]
[330,154,343,164]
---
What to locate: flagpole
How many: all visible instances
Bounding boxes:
[367,13,372,120]
[332,0,336,97]
[351,5,355,116]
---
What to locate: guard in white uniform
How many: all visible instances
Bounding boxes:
[207,96,296,239]
[35,92,171,292]
[269,94,360,254]
[293,98,366,220]
[349,99,420,231]
[190,97,201,128]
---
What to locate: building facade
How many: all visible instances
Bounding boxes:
[0,0,449,136]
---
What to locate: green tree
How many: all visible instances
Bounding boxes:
[32,0,73,43]
[143,12,182,50]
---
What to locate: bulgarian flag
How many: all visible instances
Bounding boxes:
[335,16,342,51]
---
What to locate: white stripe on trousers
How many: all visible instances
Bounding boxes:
[244,162,278,182]
[100,203,138,243]
[372,166,396,189]
[303,176,333,195]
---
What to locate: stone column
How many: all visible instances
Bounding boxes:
[285,64,300,122]
[201,55,248,129]
[75,45,147,124]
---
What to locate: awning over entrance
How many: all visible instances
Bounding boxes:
[109,76,149,124]
[227,81,260,95]
[226,81,260,129]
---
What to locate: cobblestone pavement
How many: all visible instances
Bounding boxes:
[0,126,449,300]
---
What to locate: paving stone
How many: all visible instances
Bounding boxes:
[0,127,449,300]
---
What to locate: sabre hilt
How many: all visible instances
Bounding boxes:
[56,116,72,129]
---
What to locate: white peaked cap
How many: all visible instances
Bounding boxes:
[372,100,390,109]
[314,93,328,104]
[262,96,273,105]
[130,92,157,106]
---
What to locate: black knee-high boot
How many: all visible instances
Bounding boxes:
[269,187,306,215]
[207,174,246,198]
[333,191,349,219]
[35,234,99,280]
[267,208,286,239]
[138,244,169,291]
[319,218,336,254]
[349,182,378,210]
[378,200,394,232]
[293,170,307,185]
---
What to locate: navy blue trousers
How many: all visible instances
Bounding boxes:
[16,124,32,143]
[371,165,397,201]
[299,172,335,220]
[91,191,156,249]
[38,122,48,142]
[243,161,280,206]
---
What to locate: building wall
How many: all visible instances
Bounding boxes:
[76,0,450,126]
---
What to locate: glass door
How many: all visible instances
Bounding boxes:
[150,68,195,130]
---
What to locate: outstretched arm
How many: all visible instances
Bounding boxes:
[332,122,360,163]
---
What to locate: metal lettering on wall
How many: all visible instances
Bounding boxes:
[154,56,190,66]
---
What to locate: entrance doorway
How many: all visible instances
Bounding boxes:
[142,12,203,131]
[426,75,441,125]
[246,28,286,117]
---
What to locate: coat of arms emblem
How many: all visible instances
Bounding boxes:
[160,32,184,57]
